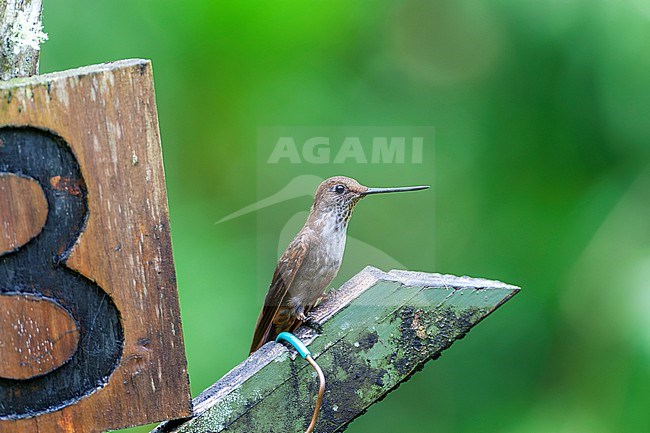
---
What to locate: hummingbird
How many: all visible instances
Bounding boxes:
[250,176,429,353]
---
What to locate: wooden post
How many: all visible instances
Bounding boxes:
[0,0,45,80]
[1,7,193,432]
[155,267,520,433]
[0,60,191,432]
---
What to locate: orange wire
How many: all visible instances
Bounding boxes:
[304,355,325,433]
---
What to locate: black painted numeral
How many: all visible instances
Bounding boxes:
[0,127,124,419]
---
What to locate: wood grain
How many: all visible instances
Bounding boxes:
[0,59,191,432]
[0,173,47,254]
[0,295,79,380]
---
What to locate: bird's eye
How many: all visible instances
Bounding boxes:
[334,184,345,194]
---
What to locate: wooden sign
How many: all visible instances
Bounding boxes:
[0,59,191,432]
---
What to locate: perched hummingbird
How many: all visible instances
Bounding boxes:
[250,176,428,353]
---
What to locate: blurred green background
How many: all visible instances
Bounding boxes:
[40,1,650,432]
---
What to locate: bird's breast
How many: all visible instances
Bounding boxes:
[289,225,347,306]
[318,219,347,266]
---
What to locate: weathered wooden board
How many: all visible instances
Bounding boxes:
[156,267,519,433]
[0,59,191,432]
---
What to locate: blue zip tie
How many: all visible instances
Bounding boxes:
[276,332,312,359]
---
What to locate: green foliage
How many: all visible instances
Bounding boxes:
[41,1,650,432]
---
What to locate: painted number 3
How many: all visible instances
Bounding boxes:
[0,127,123,419]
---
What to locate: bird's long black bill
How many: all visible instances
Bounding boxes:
[363,185,429,195]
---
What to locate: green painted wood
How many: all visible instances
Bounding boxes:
[156,267,520,433]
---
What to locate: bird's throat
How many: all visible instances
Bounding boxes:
[307,207,351,236]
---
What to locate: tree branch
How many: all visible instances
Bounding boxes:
[0,0,45,80]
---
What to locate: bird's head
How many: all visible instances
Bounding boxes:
[309,176,428,228]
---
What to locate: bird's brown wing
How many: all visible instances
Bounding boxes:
[250,232,308,353]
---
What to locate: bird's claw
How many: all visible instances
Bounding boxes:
[303,316,324,334]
